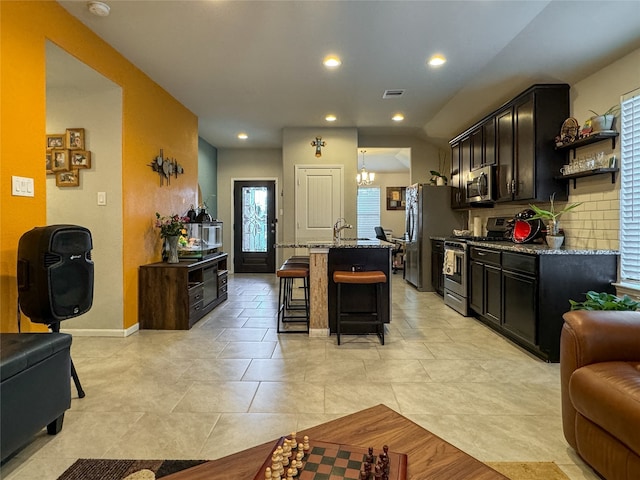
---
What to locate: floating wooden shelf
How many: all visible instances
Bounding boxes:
[555,131,619,159]
[555,168,619,189]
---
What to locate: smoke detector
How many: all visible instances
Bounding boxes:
[87,1,110,17]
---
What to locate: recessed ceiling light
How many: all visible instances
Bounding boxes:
[428,54,446,67]
[325,114,337,122]
[392,113,405,122]
[87,1,110,16]
[323,55,342,68]
[237,133,248,140]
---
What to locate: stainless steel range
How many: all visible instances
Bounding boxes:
[443,217,512,316]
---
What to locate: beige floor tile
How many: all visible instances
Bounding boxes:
[0,272,594,480]
[172,381,259,413]
[250,382,325,413]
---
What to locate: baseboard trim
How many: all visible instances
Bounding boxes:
[309,328,329,337]
[61,323,139,337]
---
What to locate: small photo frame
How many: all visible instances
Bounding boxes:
[71,150,91,169]
[46,134,65,150]
[56,169,80,187]
[386,186,407,210]
[46,151,54,174]
[66,128,85,150]
[51,149,70,172]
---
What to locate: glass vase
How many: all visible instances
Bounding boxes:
[165,235,180,263]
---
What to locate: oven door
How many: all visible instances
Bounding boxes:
[443,247,467,297]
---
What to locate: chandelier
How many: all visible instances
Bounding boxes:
[356,150,375,186]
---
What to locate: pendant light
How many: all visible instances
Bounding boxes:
[356,150,375,185]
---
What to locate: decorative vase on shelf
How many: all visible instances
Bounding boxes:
[546,220,564,248]
[165,235,180,263]
[436,176,446,186]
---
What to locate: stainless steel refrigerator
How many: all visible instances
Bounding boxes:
[404,184,465,291]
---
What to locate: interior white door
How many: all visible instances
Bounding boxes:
[295,166,343,242]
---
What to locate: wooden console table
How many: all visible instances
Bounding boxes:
[163,404,507,480]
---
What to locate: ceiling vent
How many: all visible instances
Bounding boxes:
[383,89,405,99]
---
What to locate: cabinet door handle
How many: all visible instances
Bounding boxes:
[511,179,517,194]
[476,252,487,256]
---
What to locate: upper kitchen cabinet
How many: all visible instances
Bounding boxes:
[450,84,570,207]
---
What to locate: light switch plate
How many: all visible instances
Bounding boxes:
[12,176,34,197]
[97,191,107,206]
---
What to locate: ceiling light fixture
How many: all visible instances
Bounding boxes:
[325,114,337,122]
[428,54,446,67]
[87,1,110,16]
[392,113,404,122]
[357,150,375,186]
[323,55,342,68]
[237,133,248,140]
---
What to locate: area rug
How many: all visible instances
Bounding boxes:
[58,458,570,480]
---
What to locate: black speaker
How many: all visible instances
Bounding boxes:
[17,225,94,323]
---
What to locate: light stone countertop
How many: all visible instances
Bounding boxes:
[275,238,394,249]
[467,240,618,255]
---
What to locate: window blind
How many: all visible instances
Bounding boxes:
[620,88,640,283]
[357,187,381,239]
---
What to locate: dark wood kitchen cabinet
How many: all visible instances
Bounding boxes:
[469,247,501,325]
[451,84,570,208]
[430,239,445,296]
[138,253,228,330]
[468,245,617,362]
[450,141,464,209]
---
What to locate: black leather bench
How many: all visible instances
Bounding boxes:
[1,333,72,462]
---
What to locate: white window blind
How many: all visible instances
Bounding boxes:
[357,187,380,239]
[620,88,640,283]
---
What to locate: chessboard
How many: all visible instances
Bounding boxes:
[253,435,408,480]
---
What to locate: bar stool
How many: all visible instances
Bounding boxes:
[333,270,387,345]
[276,262,309,333]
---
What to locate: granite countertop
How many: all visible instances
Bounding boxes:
[468,240,618,255]
[276,238,394,249]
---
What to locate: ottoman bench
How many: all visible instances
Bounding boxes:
[1,333,72,462]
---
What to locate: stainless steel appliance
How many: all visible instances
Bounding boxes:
[443,217,512,316]
[443,239,469,315]
[466,165,494,203]
[404,185,465,291]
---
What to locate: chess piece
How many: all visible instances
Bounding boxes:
[366,447,375,464]
[360,470,369,480]
[286,468,294,480]
[298,442,304,456]
[290,431,297,447]
[374,464,383,480]
[295,452,303,475]
[265,467,272,480]
[303,435,310,452]
[271,452,281,480]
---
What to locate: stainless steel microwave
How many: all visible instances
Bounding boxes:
[466,165,494,203]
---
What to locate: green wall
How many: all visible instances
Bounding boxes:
[198,136,218,218]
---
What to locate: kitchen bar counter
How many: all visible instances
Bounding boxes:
[467,240,618,255]
[275,240,393,336]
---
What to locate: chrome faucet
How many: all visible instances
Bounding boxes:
[333,218,353,241]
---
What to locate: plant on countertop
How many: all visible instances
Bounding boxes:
[569,291,640,311]
[529,193,582,235]
[589,104,621,118]
[430,150,448,185]
[155,212,188,238]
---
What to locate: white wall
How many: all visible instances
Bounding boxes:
[46,46,124,331]
[376,172,411,237]
[470,46,640,250]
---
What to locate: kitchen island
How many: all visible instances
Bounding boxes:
[275,239,394,336]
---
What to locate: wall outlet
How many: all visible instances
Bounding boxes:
[12,176,34,197]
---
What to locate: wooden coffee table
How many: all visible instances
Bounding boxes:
[163,404,508,480]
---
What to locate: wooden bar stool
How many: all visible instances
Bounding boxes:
[333,270,387,345]
[276,263,309,333]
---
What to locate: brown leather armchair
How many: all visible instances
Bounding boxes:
[561,310,640,480]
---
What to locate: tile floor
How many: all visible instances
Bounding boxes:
[1,273,600,479]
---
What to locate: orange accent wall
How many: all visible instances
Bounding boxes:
[0,1,198,332]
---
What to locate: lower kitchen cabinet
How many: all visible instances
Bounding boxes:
[469,246,617,362]
[430,239,445,296]
[139,253,228,329]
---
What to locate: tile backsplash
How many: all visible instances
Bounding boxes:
[469,173,619,251]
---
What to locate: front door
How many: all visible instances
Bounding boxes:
[233,180,276,273]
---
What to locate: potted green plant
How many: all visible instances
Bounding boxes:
[430,150,448,186]
[529,193,582,248]
[569,291,640,311]
[588,104,621,133]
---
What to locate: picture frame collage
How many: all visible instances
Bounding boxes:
[46,128,91,187]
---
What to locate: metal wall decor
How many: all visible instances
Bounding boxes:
[148,148,184,186]
[311,136,325,157]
